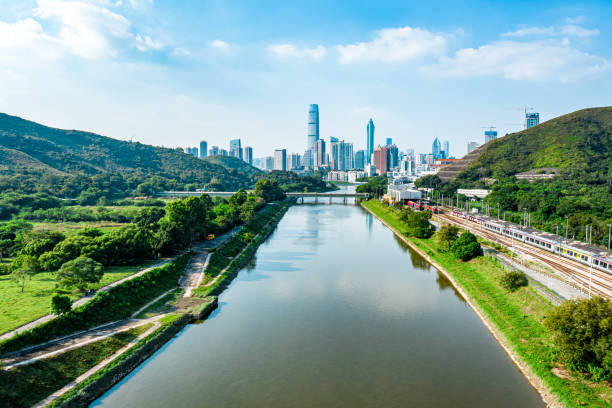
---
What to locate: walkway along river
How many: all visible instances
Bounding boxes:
[92,200,545,407]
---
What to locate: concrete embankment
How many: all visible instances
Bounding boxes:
[359,201,559,408]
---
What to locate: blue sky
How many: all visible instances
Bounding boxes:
[0,0,610,157]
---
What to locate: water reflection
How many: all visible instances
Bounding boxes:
[92,203,544,408]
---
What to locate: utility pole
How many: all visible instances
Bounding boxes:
[565,216,569,240]
[497,203,500,220]
[608,224,611,250]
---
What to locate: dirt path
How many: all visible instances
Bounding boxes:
[0,259,170,341]
[31,320,161,408]
[1,316,164,369]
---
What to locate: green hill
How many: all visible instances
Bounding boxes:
[0,113,253,197]
[443,106,612,245]
[202,155,263,179]
[454,107,612,182]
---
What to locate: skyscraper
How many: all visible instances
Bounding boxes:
[443,140,450,159]
[199,141,207,158]
[289,153,301,170]
[230,139,242,159]
[366,118,375,164]
[344,142,354,170]
[385,138,392,146]
[386,145,398,169]
[354,150,365,169]
[373,146,388,174]
[274,149,287,171]
[313,139,326,169]
[432,137,442,159]
[307,104,319,150]
[484,128,498,143]
[209,146,219,156]
[467,141,479,153]
[265,156,274,171]
[243,146,253,165]
[525,111,540,129]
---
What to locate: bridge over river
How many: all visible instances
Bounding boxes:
[157,191,371,202]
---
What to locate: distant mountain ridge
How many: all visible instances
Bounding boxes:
[0,112,254,195]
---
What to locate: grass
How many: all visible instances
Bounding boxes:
[362,199,612,408]
[0,324,152,408]
[134,289,184,319]
[0,260,159,334]
[31,221,128,235]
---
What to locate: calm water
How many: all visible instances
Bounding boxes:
[92,199,544,407]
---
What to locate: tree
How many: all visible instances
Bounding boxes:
[450,231,482,261]
[11,268,32,293]
[400,209,433,238]
[56,256,103,290]
[415,174,441,189]
[545,297,612,380]
[499,271,528,291]
[253,179,286,202]
[435,224,459,250]
[51,294,72,315]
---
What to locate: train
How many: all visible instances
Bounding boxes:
[406,201,439,213]
[450,209,612,274]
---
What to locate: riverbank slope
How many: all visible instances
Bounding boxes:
[360,199,611,408]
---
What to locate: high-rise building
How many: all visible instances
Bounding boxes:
[265,156,274,171]
[274,149,287,171]
[416,153,426,165]
[289,153,301,170]
[199,141,207,158]
[184,147,198,157]
[301,149,313,168]
[366,118,375,164]
[432,137,442,159]
[373,146,388,174]
[230,139,242,159]
[344,142,354,170]
[386,145,399,170]
[385,138,392,146]
[525,111,540,129]
[243,146,253,165]
[220,149,228,156]
[467,141,479,153]
[307,104,319,150]
[443,140,450,159]
[354,150,365,169]
[484,128,498,143]
[330,140,339,170]
[313,139,326,169]
[209,146,219,156]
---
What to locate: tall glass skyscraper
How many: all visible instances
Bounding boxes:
[432,137,442,159]
[366,118,375,164]
[307,104,319,150]
[199,141,207,158]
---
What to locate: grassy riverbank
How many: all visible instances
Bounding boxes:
[361,199,611,408]
[0,324,152,408]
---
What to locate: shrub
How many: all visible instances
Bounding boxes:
[545,297,612,381]
[499,270,528,291]
[57,257,103,290]
[435,224,459,251]
[450,231,482,261]
[51,294,72,315]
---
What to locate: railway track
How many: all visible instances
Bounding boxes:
[436,212,612,299]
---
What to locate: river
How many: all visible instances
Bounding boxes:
[92,195,544,407]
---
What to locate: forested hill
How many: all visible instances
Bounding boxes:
[454,106,612,184]
[441,106,612,245]
[0,113,254,196]
[202,155,262,179]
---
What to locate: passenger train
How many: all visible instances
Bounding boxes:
[450,209,612,274]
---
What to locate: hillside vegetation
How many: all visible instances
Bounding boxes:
[441,106,612,245]
[0,113,252,197]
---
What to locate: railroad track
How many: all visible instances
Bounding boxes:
[436,212,612,299]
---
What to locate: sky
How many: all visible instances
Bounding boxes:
[0,0,611,158]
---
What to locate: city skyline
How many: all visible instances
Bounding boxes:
[0,1,610,157]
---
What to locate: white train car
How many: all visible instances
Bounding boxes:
[449,209,612,274]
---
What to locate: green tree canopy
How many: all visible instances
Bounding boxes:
[56,256,103,290]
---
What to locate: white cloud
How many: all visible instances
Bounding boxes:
[210,39,230,51]
[565,16,586,24]
[503,23,599,38]
[267,43,326,59]
[0,0,162,60]
[422,40,610,82]
[336,26,446,64]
